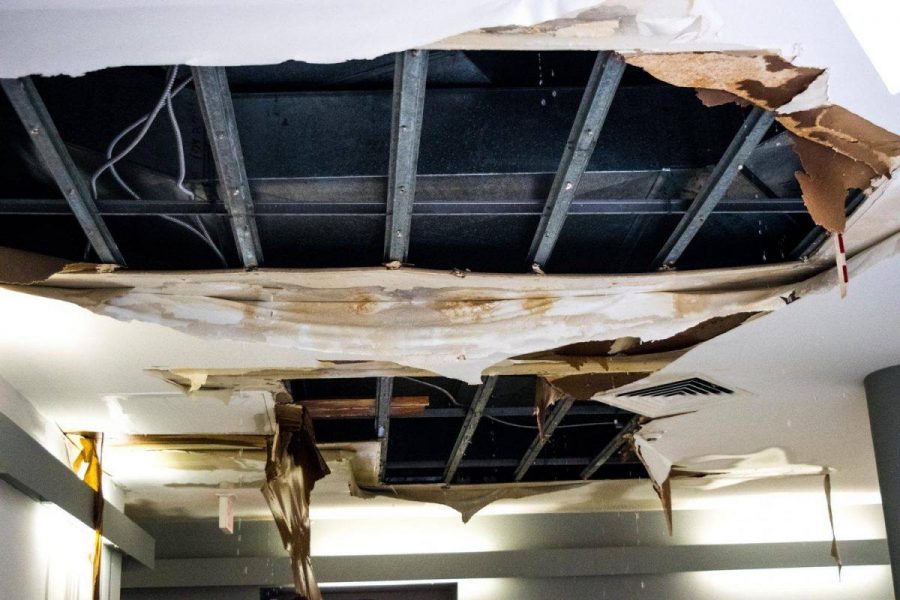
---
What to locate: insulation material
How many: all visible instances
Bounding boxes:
[262,404,330,600]
[0,249,819,384]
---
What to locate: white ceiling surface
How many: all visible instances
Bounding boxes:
[0,286,302,433]
[0,1,898,134]
[629,234,900,500]
[0,0,898,521]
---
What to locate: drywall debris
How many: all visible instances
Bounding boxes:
[1,250,814,384]
[633,433,674,534]
[0,247,74,285]
[355,479,587,523]
[824,472,842,574]
[627,53,823,110]
[262,404,330,600]
[695,88,743,107]
[627,52,900,238]
[781,106,900,176]
[217,494,235,534]
[791,136,876,233]
[533,377,565,436]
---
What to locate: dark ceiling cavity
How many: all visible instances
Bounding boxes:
[0,50,836,486]
[0,50,820,273]
[291,376,644,486]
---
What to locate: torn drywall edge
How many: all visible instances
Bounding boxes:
[144,351,678,393]
[625,53,900,235]
[2,256,810,383]
[601,228,900,418]
[325,441,591,522]
[263,404,329,600]
[0,1,718,78]
[606,230,900,497]
[626,53,825,111]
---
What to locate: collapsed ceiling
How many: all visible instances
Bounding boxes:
[1,3,900,598]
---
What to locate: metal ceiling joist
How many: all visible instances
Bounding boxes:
[384,49,429,263]
[192,66,263,268]
[0,194,809,217]
[527,51,625,269]
[0,412,154,567]
[0,77,125,265]
[442,376,498,484]
[375,376,394,481]
[513,396,575,482]
[651,106,776,270]
[580,414,641,479]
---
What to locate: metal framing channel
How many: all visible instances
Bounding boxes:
[527,51,625,269]
[384,49,429,263]
[375,377,394,481]
[442,376,498,484]
[192,66,263,268]
[1,77,125,264]
[513,397,575,482]
[651,105,776,270]
[580,415,641,479]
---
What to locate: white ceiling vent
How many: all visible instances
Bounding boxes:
[617,377,734,398]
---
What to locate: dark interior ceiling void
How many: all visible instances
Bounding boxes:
[0,50,829,273]
[291,375,645,485]
[0,50,848,487]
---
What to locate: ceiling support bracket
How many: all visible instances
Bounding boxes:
[651,105,775,270]
[580,414,641,479]
[442,376,498,485]
[513,396,575,482]
[384,49,429,263]
[192,66,263,268]
[375,377,394,482]
[527,51,625,269]
[1,77,125,265]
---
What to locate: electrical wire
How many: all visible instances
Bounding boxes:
[105,75,194,200]
[91,65,179,198]
[164,86,194,200]
[399,376,618,431]
[93,68,228,268]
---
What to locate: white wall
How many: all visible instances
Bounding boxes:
[121,569,894,600]
[0,376,122,600]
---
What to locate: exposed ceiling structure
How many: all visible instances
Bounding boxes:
[1,2,900,599]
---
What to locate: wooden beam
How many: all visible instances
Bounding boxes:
[301,396,429,419]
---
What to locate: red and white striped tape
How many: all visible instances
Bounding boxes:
[834,232,848,298]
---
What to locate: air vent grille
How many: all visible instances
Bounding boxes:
[617,377,733,398]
